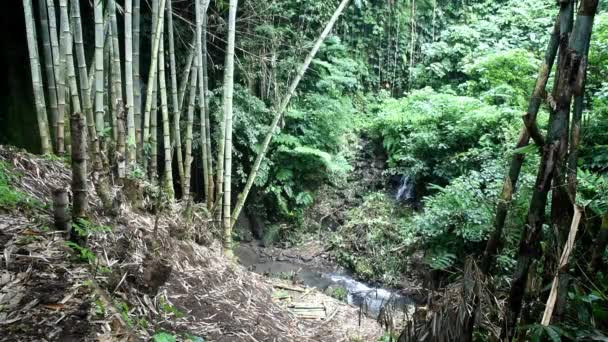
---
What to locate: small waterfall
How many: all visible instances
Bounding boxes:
[396,175,416,202]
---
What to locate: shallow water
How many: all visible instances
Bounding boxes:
[235,244,412,318]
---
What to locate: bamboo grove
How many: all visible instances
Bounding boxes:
[21,0,351,255]
[19,0,608,338]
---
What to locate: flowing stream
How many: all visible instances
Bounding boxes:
[235,244,413,318]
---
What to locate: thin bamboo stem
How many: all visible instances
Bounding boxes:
[230,0,352,229]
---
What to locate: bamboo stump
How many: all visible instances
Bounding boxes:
[52,188,70,230]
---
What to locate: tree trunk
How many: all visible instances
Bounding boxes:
[222,0,238,255]
[23,0,52,155]
[230,0,352,229]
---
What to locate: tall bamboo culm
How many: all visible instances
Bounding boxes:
[196,0,211,206]
[183,66,198,198]
[58,0,69,152]
[71,0,93,136]
[158,33,173,196]
[23,0,52,154]
[94,0,105,142]
[38,0,61,153]
[167,0,184,189]
[125,0,136,166]
[222,0,238,255]
[134,0,142,163]
[203,13,214,206]
[109,0,123,142]
[143,0,167,174]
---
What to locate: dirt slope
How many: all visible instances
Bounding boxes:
[0,146,382,342]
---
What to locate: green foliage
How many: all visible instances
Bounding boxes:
[71,218,112,236]
[116,300,133,327]
[65,241,97,264]
[159,297,185,319]
[152,332,176,342]
[373,88,519,186]
[328,286,348,301]
[0,160,42,210]
[577,170,608,215]
[462,49,539,107]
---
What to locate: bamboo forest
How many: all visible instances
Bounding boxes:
[1,0,608,340]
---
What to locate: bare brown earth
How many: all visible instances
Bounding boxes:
[0,146,383,342]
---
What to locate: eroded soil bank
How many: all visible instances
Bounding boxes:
[0,146,386,341]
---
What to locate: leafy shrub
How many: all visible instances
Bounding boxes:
[372,88,520,188]
[0,160,42,210]
[462,49,539,107]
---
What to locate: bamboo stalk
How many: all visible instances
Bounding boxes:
[178,44,195,112]
[125,0,136,166]
[70,112,87,219]
[481,15,562,274]
[230,0,352,229]
[109,0,123,143]
[23,0,52,154]
[151,74,159,182]
[38,0,61,153]
[93,0,105,141]
[134,0,142,163]
[196,0,211,206]
[174,45,195,193]
[183,66,198,198]
[501,0,599,338]
[222,0,238,255]
[203,13,214,205]
[167,0,184,190]
[64,2,81,115]
[158,32,174,196]
[143,0,167,172]
[56,0,68,154]
[71,0,94,143]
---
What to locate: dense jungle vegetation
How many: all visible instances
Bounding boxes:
[3,0,608,340]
